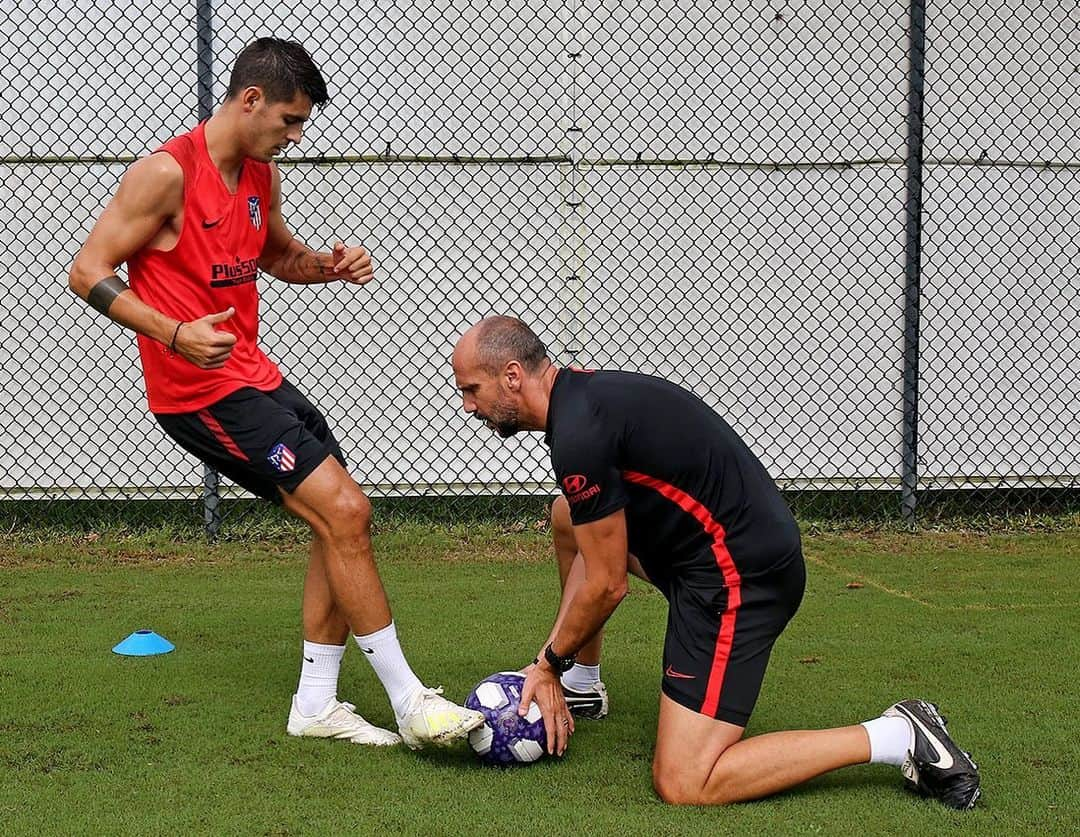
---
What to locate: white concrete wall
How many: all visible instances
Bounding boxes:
[2,0,1077,497]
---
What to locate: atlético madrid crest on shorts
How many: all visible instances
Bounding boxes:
[267,442,295,473]
[248,195,262,230]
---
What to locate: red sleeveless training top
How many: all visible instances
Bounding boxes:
[128,122,283,414]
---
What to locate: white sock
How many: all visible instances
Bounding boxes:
[862,716,913,766]
[561,662,601,692]
[353,622,424,719]
[294,640,346,717]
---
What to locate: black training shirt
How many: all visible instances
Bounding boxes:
[545,369,801,580]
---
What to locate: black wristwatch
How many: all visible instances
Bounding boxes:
[543,643,577,673]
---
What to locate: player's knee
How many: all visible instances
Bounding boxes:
[550,496,575,544]
[653,770,742,806]
[653,755,743,806]
[323,486,373,540]
[652,764,702,806]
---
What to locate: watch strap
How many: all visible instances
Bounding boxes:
[544,643,576,673]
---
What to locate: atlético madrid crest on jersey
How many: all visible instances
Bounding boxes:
[267,442,295,473]
[248,195,262,230]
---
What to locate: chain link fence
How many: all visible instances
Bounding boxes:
[2,1,1078,533]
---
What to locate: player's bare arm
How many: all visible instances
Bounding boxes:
[68,154,238,370]
[544,510,629,662]
[521,509,630,755]
[69,153,182,342]
[257,163,375,286]
[537,550,592,657]
[541,544,650,646]
[537,543,647,662]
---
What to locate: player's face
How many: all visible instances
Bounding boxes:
[250,90,311,161]
[478,382,521,437]
[455,368,521,438]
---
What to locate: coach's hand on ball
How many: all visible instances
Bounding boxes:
[331,241,375,285]
[173,307,238,369]
[520,658,574,756]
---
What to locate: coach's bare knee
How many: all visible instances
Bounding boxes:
[653,759,740,806]
[653,764,701,805]
[551,496,576,549]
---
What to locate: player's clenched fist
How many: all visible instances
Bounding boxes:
[331,241,375,285]
[174,307,238,369]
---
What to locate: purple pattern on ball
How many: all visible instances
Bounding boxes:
[465,672,547,766]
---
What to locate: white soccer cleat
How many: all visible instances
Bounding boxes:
[395,686,486,750]
[287,697,402,746]
[563,679,610,720]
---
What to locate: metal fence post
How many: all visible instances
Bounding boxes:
[196,0,214,124]
[196,0,222,540]
[901,0,927,526]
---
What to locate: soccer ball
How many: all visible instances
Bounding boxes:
[464,671,547,765]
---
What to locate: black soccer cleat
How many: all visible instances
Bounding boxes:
[562,680,609,720]
[884,699,981,810]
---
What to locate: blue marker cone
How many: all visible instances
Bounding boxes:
[113,630,175,656]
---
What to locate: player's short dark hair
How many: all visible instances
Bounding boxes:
[226,38,329,109]
[474,316,549,374]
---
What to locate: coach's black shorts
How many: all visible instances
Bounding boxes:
[654,550,806,727]
[155,379,346,503]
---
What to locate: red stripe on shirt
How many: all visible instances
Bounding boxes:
[197,409,250,462]
[622,469,742,718]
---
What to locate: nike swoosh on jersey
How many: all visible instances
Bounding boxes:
[664,664,695,680]
[202,218,221,228]
[907,712,955,770]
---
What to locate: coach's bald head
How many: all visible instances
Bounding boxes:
[457,316,549,374]
[453,317,556,436]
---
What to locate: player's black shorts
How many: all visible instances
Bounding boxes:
[155,379,346,503]
[655,549,806,727]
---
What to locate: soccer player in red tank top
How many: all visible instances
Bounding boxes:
[68,38,483,750]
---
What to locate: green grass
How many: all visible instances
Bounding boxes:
[1,528,1077,835]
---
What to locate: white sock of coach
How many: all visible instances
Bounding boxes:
[861,715,913,766]
[353,622,425,719]
[561,662,601,692]
[294,640,346,717]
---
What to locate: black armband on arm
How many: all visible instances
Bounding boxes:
[86,274,130,316]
